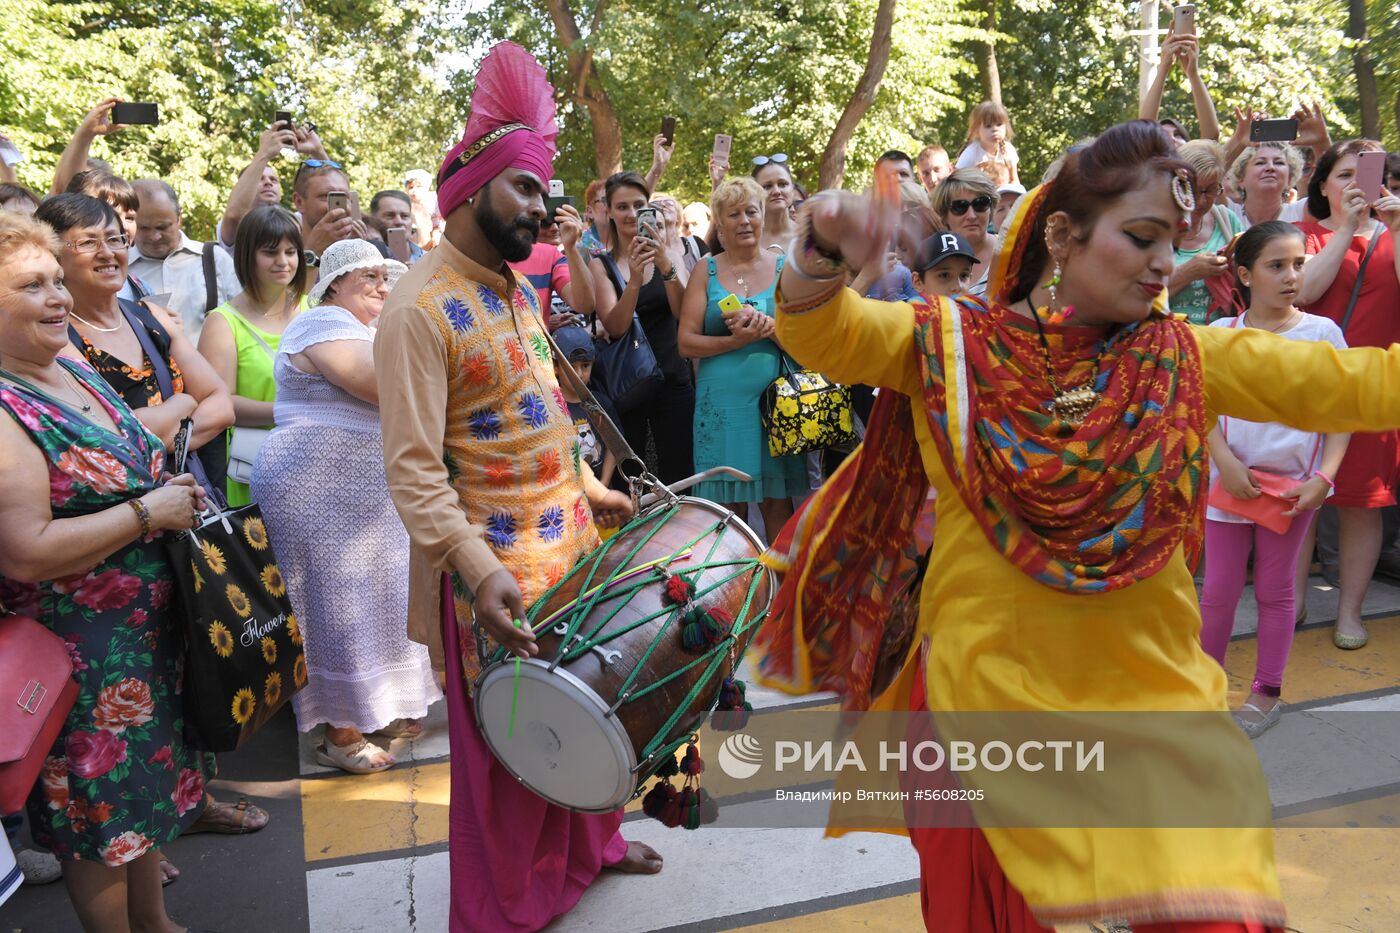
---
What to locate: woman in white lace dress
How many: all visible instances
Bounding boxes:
[251,240,441,773]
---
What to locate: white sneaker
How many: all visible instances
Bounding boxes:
[16,847,61,885]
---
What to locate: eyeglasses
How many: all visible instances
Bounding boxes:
[1199,183,1224,199]
[63,233,129,254]
[947,195,993,216]
[752,153,789,167]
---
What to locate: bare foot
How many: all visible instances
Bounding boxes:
[607,840,663,874]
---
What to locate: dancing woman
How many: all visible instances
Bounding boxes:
[756,121,1400,932]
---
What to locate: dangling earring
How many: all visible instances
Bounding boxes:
[1045,259,1075,324]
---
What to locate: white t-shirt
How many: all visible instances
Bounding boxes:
[1227,199,1308,226]
[956,140,1019,171]
[1206,311,1347,523]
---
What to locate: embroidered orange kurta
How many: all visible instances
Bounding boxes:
[377,240,597,684]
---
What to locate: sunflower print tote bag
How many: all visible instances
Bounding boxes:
[760,355,858,457]
[165,503,304,752]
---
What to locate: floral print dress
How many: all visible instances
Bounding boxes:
[0,358,215,866]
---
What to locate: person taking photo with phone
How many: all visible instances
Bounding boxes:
[218,117,329,252]
[508,201,595,328]
[592,171,695,483]
[370,190,426,263]
[1294,138,1400,652]
[293,160,363,260]
[1137,25,1221,143]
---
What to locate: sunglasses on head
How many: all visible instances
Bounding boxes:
[296,159,343,173]
[948,195,993,216]
[752,153,789,167]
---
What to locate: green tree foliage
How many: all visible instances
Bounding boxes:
[2,0,1388,233]
[0,0,461,239]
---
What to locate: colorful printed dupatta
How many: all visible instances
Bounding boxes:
[756,186,1209,707]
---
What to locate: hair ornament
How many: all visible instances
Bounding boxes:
[1171,169,1196,214]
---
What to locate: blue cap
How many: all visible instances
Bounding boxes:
[552,325,595,363]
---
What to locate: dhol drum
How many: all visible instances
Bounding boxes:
[474,497,773,812]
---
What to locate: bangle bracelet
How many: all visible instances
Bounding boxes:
[794,199,846,275]
[784,239,845,282]
[661,265,678,282]
[1312,469,1335,491]
[127,498,153,538]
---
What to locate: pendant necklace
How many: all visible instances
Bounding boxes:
[59,367,93,412]
[1026,300,1107,427]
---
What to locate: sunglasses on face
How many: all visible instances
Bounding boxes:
[752,153,789,167]
[948,195,993,216]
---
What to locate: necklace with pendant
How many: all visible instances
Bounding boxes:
[1026,300,1108,427]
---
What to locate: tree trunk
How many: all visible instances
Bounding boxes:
[973,0,1001,105]
[1349,0,1381,140]
[538,0,625,177]
[817,0,899,190]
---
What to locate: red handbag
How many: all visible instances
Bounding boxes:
[0,613,79,814]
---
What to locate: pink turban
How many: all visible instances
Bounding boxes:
[436,42,559,218]
[437,125,554,218]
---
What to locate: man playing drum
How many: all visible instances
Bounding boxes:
[375,42,663,933]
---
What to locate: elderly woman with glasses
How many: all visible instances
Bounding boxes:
[0,210,214,933]
[33,194,233,455]
[931,168,999,297]
[251,239,440,774]
[1168,140,1247,325]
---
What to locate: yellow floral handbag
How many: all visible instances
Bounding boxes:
[760,355,858,457]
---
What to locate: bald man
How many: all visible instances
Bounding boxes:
[130,178,240,338]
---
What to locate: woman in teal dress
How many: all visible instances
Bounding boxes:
[679,177,808,537]
[0,212,213,931]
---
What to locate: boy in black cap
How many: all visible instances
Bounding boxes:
[553,326,617,486]
[912,231,981,299]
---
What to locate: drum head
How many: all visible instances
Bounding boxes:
[475,660,637,812]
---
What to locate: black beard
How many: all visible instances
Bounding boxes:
[476,190,539,262]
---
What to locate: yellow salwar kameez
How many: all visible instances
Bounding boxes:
[772,284,1400,926]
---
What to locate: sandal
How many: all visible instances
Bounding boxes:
[185,795,270,835]
[369,718,424,739]
[315,739,395,774]
[159,854,179,887]
[1333,625,1369,650]
[1233,701,1283,739]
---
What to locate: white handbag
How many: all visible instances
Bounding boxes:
[226,317,276,486]
[227,426,272,485]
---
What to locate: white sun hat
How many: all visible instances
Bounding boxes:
[309,239,407,306]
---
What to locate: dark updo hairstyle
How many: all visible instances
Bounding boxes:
[34,192,121,237]
[234,204,308,303]
[1230,220,1304,310]
[1006,121,1190,306]
[1306,138,1385,220]
[604,171,651,251]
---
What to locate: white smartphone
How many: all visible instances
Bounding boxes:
[549,179,565,197]
[713,134,733,162]
[0,142,23,167]
[1173,3,1196,35]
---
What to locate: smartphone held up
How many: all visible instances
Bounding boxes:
[111,102,160,126]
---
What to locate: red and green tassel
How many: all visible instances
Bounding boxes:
[710,676,753,731]
[682,606,732,653]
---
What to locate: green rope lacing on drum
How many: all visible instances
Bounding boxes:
[484,504,768,780]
